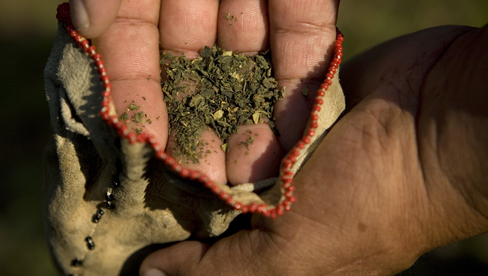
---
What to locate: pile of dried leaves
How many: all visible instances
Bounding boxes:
[161,46,284,163]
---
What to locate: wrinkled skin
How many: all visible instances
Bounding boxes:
[139,25,488,276]
[70,0,488,274]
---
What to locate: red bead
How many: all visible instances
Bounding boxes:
[249,202,258,212]
[313,105,321,112]
[234,202,242,210]
[152,142,162,152]
[56,3,72,25]
[189,171,200,180]
[308,130,315,137]
[203,179,213,188]
[102,90,111,98]
[281,174,292,181]
[180,169,189,178]
[100,110,110,121]
[269,209,277,219]
[93,53,102,61]
[100,75,110,84]
[219,191,229,200]
[137,133,147,143]
[210,186,221,194]
[80,40,89,50]
[316,99,323,105]
[99,67,107,76]
[241,205,249,214]
[199,175,209,184]
[74,35,82,42]
[297,141,305,149]
[277,204,285,215]
[283,157,294,166]
[69,30,77,38]
[282,179,293,188]
[257,204,267,213]
[311,121,318,128]
[286,186,295,193]
[171,163,182,172]
[292,148,300,156]
[96,60,104,68]
[156,150,166,159]
[225,197,235,206]
[108,116,117,126]
[325,79,332,85]
[101,99,110,107]
[88,46,96,56]
[320,83,328,90]
[289,196,296,203]
[302,137,311,144]
[164,156,175,166]
[127,132,136,144]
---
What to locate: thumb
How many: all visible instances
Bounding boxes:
[139,230,272,276]
[139,241,210,276]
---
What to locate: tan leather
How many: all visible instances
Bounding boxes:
[43,22,345,276]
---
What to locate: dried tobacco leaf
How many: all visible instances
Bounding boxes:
[162,45,283,163]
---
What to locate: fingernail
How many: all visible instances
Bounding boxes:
[142,268,168,276]
[71,0,90,30]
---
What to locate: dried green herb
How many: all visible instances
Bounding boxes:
[162,45,283,163]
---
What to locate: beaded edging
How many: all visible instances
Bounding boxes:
[55,2,343,219]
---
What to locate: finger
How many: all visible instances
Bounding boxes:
[218,0,284,184]
[70,0,123,38]
[217,0,269,54]
[165,130,228,185]
[160,0,227,183]
[269,0,339,152]
[160,0,219,58]
[226,124,283,184]
[94,0,169,148]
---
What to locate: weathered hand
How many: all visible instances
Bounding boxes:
[138,25,488,276]
[70,0,339,185]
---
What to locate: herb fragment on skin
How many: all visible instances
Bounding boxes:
[301,86,309,98]
[162,45,281,163]
[128,103,140,111]
[119,112,129,121]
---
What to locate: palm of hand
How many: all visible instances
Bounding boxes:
[140,25,488,275]
[86,0,338,186]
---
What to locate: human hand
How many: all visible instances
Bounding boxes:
[70,0,339,185]
[138,25,488,275]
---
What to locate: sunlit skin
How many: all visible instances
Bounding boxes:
[70,0,488,275]
[73,0,338,186]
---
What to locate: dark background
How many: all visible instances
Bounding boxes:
[0,0,487,275]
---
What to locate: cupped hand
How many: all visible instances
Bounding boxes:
[137,25,488,275]
[70,0,339,185]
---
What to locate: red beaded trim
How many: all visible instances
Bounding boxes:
[56,3,343,219]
